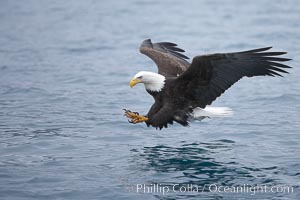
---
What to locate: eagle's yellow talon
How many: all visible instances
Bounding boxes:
[123,109,148,124]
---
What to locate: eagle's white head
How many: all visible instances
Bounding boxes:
[129,71,166,92]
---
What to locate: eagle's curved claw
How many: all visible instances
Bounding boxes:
[123,109,148,124]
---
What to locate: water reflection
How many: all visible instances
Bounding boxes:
[130,140,281,199]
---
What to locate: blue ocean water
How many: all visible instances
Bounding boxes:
[0,0,299,199]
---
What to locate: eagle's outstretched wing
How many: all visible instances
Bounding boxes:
[176,47,292,108]
[140,39,190,77]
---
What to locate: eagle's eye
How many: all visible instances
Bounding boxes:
[137,76,143,79]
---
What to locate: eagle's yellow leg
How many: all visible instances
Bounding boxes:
[123,109,148,124]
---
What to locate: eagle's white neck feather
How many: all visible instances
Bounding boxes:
[134,71,166,92]
[144,75,165,92]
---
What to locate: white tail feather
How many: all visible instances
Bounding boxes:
[192,106,233,120]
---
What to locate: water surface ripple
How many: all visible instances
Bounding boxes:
[0,0,299,199]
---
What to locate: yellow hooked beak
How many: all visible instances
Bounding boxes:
[129,78,142,88]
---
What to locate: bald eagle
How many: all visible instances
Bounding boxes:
[125,39,291,129]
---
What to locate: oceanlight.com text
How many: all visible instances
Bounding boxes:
[132,183,294,196]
